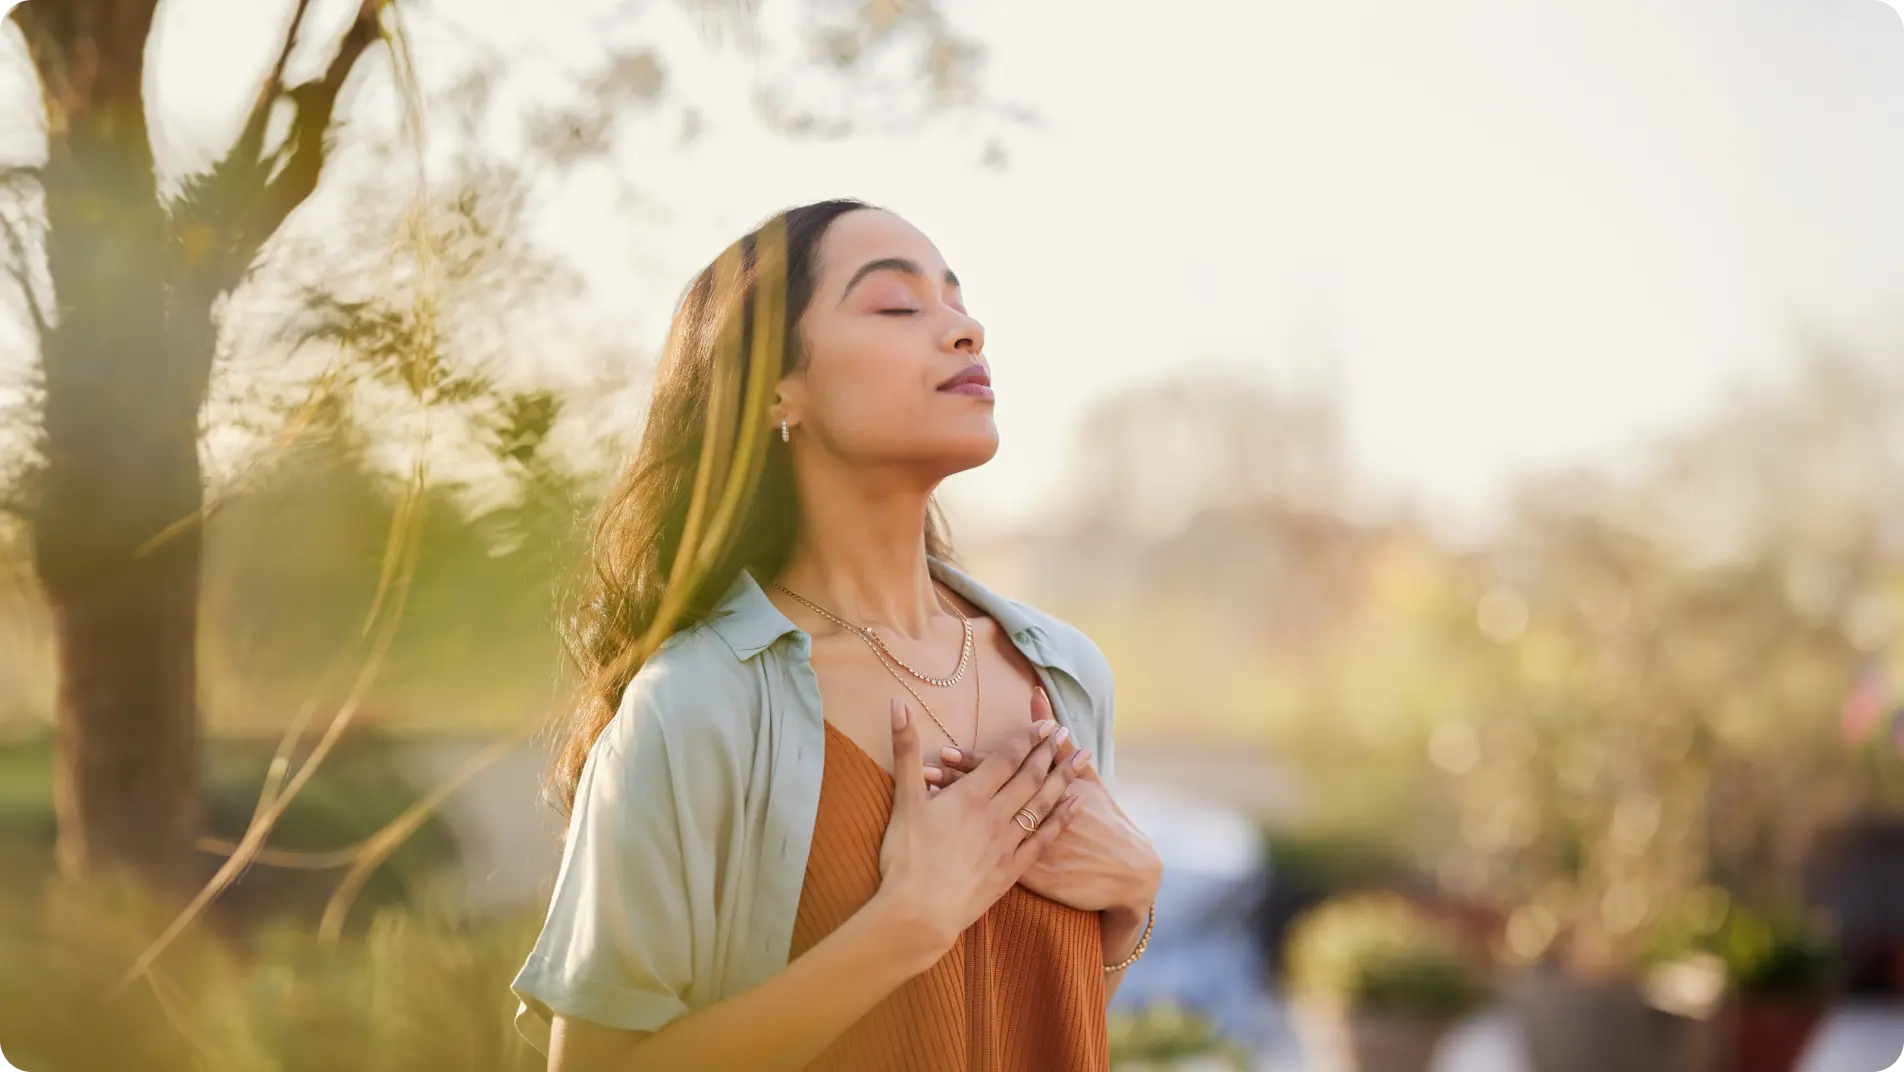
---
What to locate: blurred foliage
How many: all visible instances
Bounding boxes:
[0,387,599,737]
[0,871,543,1072]
[1254,826,1423,970]
[1107,1002,1252,1070]
[1715,909,1842,998]
[1648,900,1842,998]
[196,400,596,736]
[0,729,460,927]
[1285,892,1490,1019]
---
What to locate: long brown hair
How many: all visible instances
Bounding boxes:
[546,199,956,817]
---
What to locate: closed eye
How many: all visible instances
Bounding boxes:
[878,308,918,316]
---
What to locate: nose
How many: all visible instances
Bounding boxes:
[945,309,985,357]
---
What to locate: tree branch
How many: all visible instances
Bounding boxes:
[229,0,320,179]
[226,0,384,273]
[0,167,49,338]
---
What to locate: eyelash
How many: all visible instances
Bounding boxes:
[878,308,918,316]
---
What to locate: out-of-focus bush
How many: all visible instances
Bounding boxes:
[1255,827,1423,969]
[0,729,460,929]
[1648,901,1841,1000]
[0,872,544,1072]
[1108,1002,1252,1071]
[1285,892,1490,1019]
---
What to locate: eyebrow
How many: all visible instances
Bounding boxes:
[839,257,961,304]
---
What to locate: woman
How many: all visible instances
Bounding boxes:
[511,199,1163,1071]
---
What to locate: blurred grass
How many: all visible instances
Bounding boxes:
[0,726,537,1071]
[0,730,461,929]
[0,872,547,1072]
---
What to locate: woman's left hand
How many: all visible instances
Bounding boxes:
[926,688,1163,927]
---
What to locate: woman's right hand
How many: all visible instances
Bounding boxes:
[873,697,1082,962]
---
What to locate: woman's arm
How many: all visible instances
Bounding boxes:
[549,892,940,1072]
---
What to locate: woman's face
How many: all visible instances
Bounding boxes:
[780,209,996,478]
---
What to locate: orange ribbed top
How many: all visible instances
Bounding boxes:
[789,721,1110,1072]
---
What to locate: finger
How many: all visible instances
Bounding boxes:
[1031,686,1095,778]
[938,746,979,773]
[1066,745,1099,784]
[966,720,1056,796]
[1030,684,1054,724]
[1012,794,1084,871]
[993,729,1063,819]
[1020,744,1083,824]
[924,764,970,788]
[1031,686,1078,761]
[889,698,926,816]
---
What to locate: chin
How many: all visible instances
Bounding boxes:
[935,428,1000,476]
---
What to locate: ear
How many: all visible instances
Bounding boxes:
[774,380,807,431]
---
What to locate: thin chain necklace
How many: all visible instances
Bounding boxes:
[768,580,973,688]
[768,579,981,749]
[877,635,980,751]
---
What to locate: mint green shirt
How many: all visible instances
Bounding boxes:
[508,559,1117,1056]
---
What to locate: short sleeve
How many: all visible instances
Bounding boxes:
[509,688,698,1056]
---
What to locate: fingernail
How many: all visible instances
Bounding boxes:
[1037,720,1057,739]
[1071,748,1092,770]
[1054,727,1071,747]
[941,747,962,764]
[924,768,942,783]
[890,698,906,730]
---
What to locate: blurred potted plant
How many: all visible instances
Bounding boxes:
[1500,885,1731,1072]
[1284,892,1489,1072]
[1716,907,1839,1072]
[1107,1003,1250,1072]
[1657,905,1842,1072]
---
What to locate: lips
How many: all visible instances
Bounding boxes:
[937,364,992,395]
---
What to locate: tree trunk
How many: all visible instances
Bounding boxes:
[16,0,378,899]
[30,95,210,897]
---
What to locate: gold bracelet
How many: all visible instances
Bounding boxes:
[1103,902,1155,974]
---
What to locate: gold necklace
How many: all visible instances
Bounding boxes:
[876,634,980,751]
[769,580,981,748]
[767,580,973,688]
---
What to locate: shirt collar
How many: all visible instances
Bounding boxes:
[703,558,1065,677]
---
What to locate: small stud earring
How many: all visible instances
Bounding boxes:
[780,418,790,443]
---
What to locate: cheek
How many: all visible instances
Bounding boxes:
[807,328,928,425]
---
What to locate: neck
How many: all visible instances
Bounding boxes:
[777,459,945,640]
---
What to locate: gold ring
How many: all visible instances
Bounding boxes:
[1014,807,1040,833]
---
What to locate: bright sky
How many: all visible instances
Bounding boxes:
[13,0,1904,538]
[516,0,1904,535]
